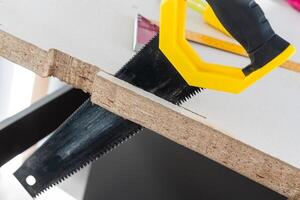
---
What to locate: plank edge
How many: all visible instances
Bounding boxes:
[0,30,299,199]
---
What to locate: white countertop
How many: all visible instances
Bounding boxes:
[0,0,299,169]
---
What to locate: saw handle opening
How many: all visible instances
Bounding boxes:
[159,0,295,93]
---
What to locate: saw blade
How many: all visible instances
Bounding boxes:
[0,87,89,167]
[14,99,142,197]
[14,34,203,197]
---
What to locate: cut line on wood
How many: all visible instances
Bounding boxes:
[92,71,300,200]
[0,30,299,199]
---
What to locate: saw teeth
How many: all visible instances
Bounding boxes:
[177,88,203,105]
[15,34,203,197]
[29,86,203,197]
[33,127,143,198]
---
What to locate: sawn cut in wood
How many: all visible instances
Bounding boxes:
[0,30,300,199]
[14,35,203,197]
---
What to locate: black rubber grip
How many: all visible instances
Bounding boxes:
[206,0,275,53]
[206,0,290,75]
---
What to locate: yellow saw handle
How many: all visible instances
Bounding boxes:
[159,0,295,93]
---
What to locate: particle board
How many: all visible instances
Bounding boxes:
[0,30,299,199]
[0,0,300,169]
[92,71,300,200]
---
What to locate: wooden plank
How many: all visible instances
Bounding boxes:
[1,0,300,170]
[31,76,49,103]
[0,31,100,93]
[92,72,300,200]
[1,30,299,199]
[47,49,100,93]
[0,31,51,77]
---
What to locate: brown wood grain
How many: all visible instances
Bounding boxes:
[92,72,300,200]
[0,30,299,199]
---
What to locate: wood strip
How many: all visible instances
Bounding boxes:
[31,76,49,103]
[151,20,300,73]
[92,72,300,199]
[0,30,299,199]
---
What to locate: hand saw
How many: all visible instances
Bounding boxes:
[14,0,294,197]
[14,35,202,197]
[0,87,89,167]
[159,0,295,93]
[187,0,231,36]
[137,16,300,73]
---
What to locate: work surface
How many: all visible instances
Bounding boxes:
[0,0,299,172]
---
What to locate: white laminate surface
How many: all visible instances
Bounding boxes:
[0,0,299,169]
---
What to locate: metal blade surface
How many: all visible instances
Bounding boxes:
[0,87,89,167]
[14,35,202,197]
